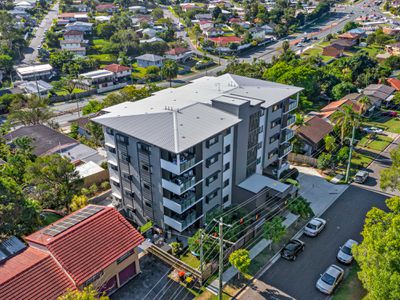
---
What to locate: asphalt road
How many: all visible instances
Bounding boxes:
[20,1,59,65]
[240,185,388,300]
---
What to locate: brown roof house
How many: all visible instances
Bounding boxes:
[331,38,357,50]
[385,42,400,56]
[322,44,344,58]
[317,99,363,121]
[362,84,396,107]
[296,116,333,155]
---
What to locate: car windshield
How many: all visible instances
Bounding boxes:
[321,273,335,286]
[341,246,352,255]
[285,243,297,251]
[307,223,317,230]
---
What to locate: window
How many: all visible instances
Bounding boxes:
[270,134,279,144]
[139,143,150,154]
[142,164,149,171]
[143,183,150,190]
[259,109,265,116]
[246,162,256,177]
[206,188,219,204]
[206,172,219,186]
[108,146,116,154]
[271,118,281,128]
[122,173,132,180]
[106,127,114,135]
[206,153,219,167]
[224,162,230,172]
[144,201,152,208]
[121,153,130,162]
[84,271,104,286]
[257,142,262,149]
[268,149,278,159]
[272,104,280,112]
[256,157,261,164]
[110,164,118,171]
[223,195,229,203]
[116,134,129,145]
[207,136,219,148]
[224,128,231,136]
[113,181,120,188]
[117,250,134,264]
[224,144,231,154]
[258,126,263,134]
[223,179,229,188]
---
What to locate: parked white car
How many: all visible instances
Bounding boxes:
[304,218,326,237]
[362,126,383,134]
[337,239,358,264]
[316,264,344,294]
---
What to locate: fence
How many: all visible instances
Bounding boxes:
[49,89,96,103]
[288,153,318,167]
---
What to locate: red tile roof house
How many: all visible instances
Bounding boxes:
[322,44,344,58]
[209,36,243,46]
[387,77,400,91]
[164,47,193,62]
[103,63,131,80]
[296,116,333,155]
[96,3,117,13]
[317,99,363,121]
[0,205,145,299]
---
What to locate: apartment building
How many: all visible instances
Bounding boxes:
[93,74,301,234]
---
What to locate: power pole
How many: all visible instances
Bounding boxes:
[199,230,204,285]
[218,217,223,300]
[345,125,356,183]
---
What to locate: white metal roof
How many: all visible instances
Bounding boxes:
[16,64,53,75]
[76,161,104,177]
[80,69,113,79]
[238,173,290,194]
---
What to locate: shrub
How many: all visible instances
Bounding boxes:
[100,181,110,190]
[81,188,90,196]
[288,197,314,219]
[89,184,98,195]
[171,241,183,256]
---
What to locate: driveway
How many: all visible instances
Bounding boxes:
[239,185,388,300]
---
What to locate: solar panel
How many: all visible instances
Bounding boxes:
[43,206,104,237]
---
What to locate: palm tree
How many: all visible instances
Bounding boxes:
[331,104,360,144]
[358,96,372,115]
[161,60,179,87]
[8,96,53,126]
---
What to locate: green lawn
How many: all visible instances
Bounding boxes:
[88,53,117,64]
[302,46,333,63]
[179,252,200,269]
[358,134,393,152]
[333,264,366,300]
[351,151,374,169]
[364,116,400,134]
[54,88,85,96]
[131,63,147,79]
[41,211,63,226]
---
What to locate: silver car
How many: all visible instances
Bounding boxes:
[304,217,326,237]
[316,264,344,294]
[337,239,358,264]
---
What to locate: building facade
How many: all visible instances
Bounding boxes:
[94,74,301,234]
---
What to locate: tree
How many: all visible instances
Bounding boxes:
[324,135,336,152]
[358,95,372,114]
[229,249,251,279]
[69,195,88,212]
[331,104,360,144]
[317,153,332,170]
[161,60,179,87]
[52,76,79,100]
[353,196,400,300]
[0,54,13,73]
[188,229,218,261]
[8,96,53,126]
[96,23,116,39]
[381,147,400,191]
[24,154,83,211]
[343,21,358,33]
[336,146,349,165]
[263,216,286,249]
[0,176,40,241]
[331,82,357,100]
[287,197,314,219]
[58,285,109,300]
[151,8,164,20]
[282,40,290,53]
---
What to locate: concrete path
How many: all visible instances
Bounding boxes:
[206,213,299,295]
[295,166,349,217]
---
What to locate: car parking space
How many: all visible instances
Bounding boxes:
[240,186,388,300]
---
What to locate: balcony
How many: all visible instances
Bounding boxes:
[160,154,202,175]
[279,143,293,159]
[282,115,296,129]
[162,176,200,195]
[164,211,203,232]
[284,98,298,114]
[163,193,203,214]
[280,129,294,144]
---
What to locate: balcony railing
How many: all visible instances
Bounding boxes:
[279,143,293,159]
[280,129,294,144]
[161,156,201,175]
[162,176,198,195]
[283,115,296,128]
[164,212,203,232]
[163,194,203,214]
[284,98,298,114]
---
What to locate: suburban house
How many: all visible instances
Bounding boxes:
[331,38,357,50]
[16,80,53,97]
[322,44,344,58]
[296,116,333,155]
[386,42,400,56]
[142,28,157,38]
[249,27,265,40]
[16,64,54,81]
[180,3,200,11]
[65,21,93,32]
[64,29,84,41]
[58,12,88,22]
[128,5,147,13]
[203,27,224,37]
[383,26,400,36]
[93,74,301,234]
[317,99,363,121]
[338,31,362,41]
[60,40,86,56]
[387,77,400,91]
[164,47,193,62]
[363,84,396,107]
[135,54,164,68]
[96,3,117,13]
[209,36,243,47]
[139,37,164,44]
[103,64,131,82]
[5,124,105,164]
[0,206,145,299]
[76,160,109,187]
[79,69,122,93]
